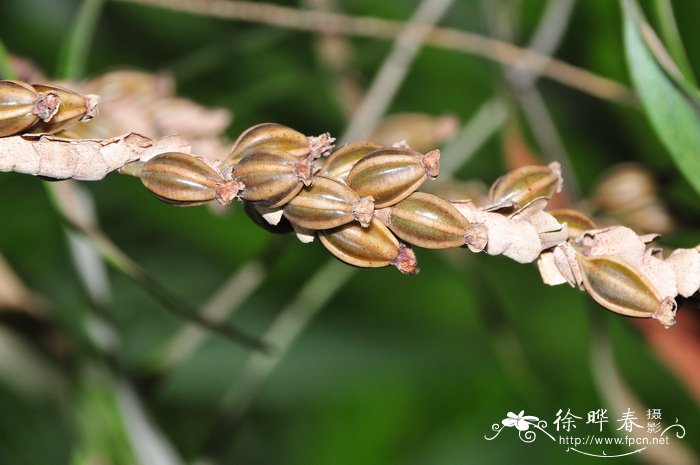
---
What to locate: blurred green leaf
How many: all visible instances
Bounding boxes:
[622,0,700,195]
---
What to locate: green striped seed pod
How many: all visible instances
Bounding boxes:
[347,148,440,208]
[319,218,418,274]
[386,192,475,249]
[138,152,225,206]
[548,208,596,240]
[578,254,676,327]
[29,84,99,134]
[489,163,561,207]
[283,176,374,230]
[0,80,54,136]
[221,123,310,173]
[234,147,313,208]
[319,141,384,181]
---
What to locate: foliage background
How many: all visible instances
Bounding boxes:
[0,0,698,464]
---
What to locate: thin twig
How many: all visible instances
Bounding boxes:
[341,0,454,142]
[111,0,636,106]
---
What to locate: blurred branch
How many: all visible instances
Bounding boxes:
[155,238,288,371]
[341,0,454,142]
[503,0,581,199]
[112,0,636,106]
[46,182,270,353]
[56,0,106,80]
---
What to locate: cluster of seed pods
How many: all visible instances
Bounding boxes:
[130,123,700,327]
[134,123,493,275]
[0,80,99,136]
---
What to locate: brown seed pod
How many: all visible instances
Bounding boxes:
[283,176,374,230]
[548,208,596,240]
[578,254,676,327]
[489,163,562,207]
[222,123,310,172]
[386,192,474,249]
[319,141,384,181]
[138,152,224,206]
[0,80,55,136]
[319,218,418,274]
[347,148,440,208]
[29,84,99,134]
[234,148,312,208]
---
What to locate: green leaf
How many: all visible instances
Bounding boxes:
[622,0,700,196]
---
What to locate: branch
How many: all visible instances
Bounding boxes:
[111,0,636,106]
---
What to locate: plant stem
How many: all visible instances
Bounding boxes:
[57,0,107,79]
[652,0,696,86]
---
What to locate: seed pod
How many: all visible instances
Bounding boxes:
[234,148,312,208]
[579,254,676,327]
[223,123,310,169]
[319,218,418,274]
[489,162,562,207]
[347,148,440,208]
[548,208,596,240]
[387,192,474,249]
[28,84,99,134]
[139,152,223,206]
[319,141,384,181]
[284,176,374,230]
[0,80,51,136]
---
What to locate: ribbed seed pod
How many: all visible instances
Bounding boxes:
[139,152,223,206]
[347,148,440,208]
[578,254,676,326]
[548,209,596,240]
[0,80,45,136]
[29,84,99,134]
[283,176,374,230]
[223,123,310,169]
[489,163,561,207]
[319,141,384,181]
[386,192,477,249]
[319,218,418,274]
[234,148,312,208]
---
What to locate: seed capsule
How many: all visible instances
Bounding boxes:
[234,148,312,208]
[548,208,596,240]
[578,254,676,327]
[0,80,47,136]
[319,141,384,181]
[138,152,223,206]
[387,192,473,249]
[28,84,99,134]
[319,218,418,274]
[284,176,374,230]
[347,148,440,208]
[222,123,310,170]
[489,162,562,207]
